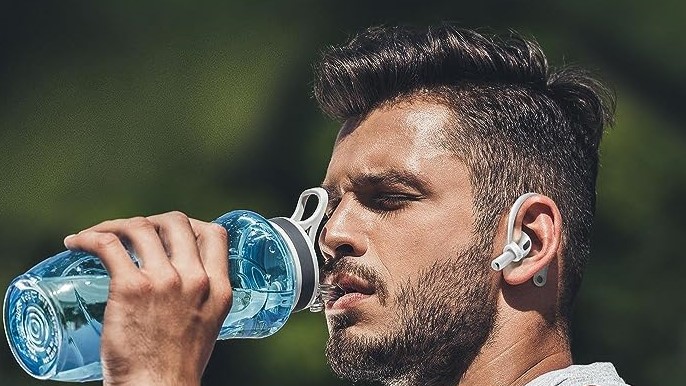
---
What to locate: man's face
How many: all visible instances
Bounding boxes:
[319,100,498,385]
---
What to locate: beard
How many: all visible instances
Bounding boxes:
[324,243,497,386]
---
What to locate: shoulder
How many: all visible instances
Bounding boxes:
[525,362,630,386]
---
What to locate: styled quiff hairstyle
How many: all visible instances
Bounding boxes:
[313,25,615,330]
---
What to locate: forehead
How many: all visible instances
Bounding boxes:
[324,100,459,186]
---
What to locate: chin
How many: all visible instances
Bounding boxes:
[327,310,393,341]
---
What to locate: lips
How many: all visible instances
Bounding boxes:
[325,273,375,310]
[334,274,375,295]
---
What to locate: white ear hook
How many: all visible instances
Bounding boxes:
[533,266,548,287]
[289,187,328,243]
[490,193,548,287]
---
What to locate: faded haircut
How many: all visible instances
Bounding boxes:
[313,24,615,332]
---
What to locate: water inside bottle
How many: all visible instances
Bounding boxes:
[5,258,296,380]
[5,210,303,381]
[219,248,295,338]
[4,275,108,381]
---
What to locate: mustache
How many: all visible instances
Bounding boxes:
[321,258,389,306]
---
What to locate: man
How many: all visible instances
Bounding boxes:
[64,25,628,385]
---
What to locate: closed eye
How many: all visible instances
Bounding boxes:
[362,192,420,213]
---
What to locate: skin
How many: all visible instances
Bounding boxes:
[319,101,476,338]
[319,99,572,385]
[64,213,232,386]
[65,99,571,385]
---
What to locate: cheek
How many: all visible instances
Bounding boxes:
[372,226,445,287]
[371,215,473,290]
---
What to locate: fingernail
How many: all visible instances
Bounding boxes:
[63,234,76,244]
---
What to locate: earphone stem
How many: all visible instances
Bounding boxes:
[491,250,515,271]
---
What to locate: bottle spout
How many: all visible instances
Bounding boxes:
[309,283,344,313]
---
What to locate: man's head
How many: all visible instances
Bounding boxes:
[314,25,614,385]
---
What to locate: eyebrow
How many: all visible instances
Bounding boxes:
[321,170,432,202]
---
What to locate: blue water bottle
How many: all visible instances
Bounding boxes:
[3,188,328,382]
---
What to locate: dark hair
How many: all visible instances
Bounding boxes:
[313,25,615,332]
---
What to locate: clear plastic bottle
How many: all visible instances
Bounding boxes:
[3,188,328,382]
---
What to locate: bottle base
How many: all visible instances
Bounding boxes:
[4,277,62,379]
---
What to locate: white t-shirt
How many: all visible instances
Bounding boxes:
[525,363,629,386]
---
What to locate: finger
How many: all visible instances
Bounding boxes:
[64,231,140,280]
[85,217,172,274]
[189,220,233,319]
[146,212,204,272]
[189,219,229,284]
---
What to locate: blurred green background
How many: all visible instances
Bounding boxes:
[1,1,684,385]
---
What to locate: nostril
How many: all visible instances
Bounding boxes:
[319,244,354,273]
[335,244,355,258]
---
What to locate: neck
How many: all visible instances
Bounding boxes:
[457,314,572,386]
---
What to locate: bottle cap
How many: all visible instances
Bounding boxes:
[269,188,328,312]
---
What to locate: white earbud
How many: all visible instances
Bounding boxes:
[491,232,532,271]
[490,193,548,287]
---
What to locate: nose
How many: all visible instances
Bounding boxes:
[319,194,368,263]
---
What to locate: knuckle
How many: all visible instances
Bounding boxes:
[122,275,153,295]
[166,210,189,222]
[190,273,210,293]
[157,271,182,290]
[94,233,120,250]
[207,223,228,241]
[127,216,155,231]
[218,286,233,311]
[162,210,189,224]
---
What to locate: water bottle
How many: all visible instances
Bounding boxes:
[3,188,328,382]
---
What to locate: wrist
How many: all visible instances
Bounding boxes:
[103,372,201,386]
[104,379,201,386]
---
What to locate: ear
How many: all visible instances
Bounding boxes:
[502,194,562,286]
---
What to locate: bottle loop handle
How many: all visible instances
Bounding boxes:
[289,187,328,243]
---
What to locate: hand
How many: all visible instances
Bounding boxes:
[64,212,233,386]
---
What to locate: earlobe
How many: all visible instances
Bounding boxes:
[501,195,562,287]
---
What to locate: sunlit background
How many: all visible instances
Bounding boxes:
[1,1,684,385]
